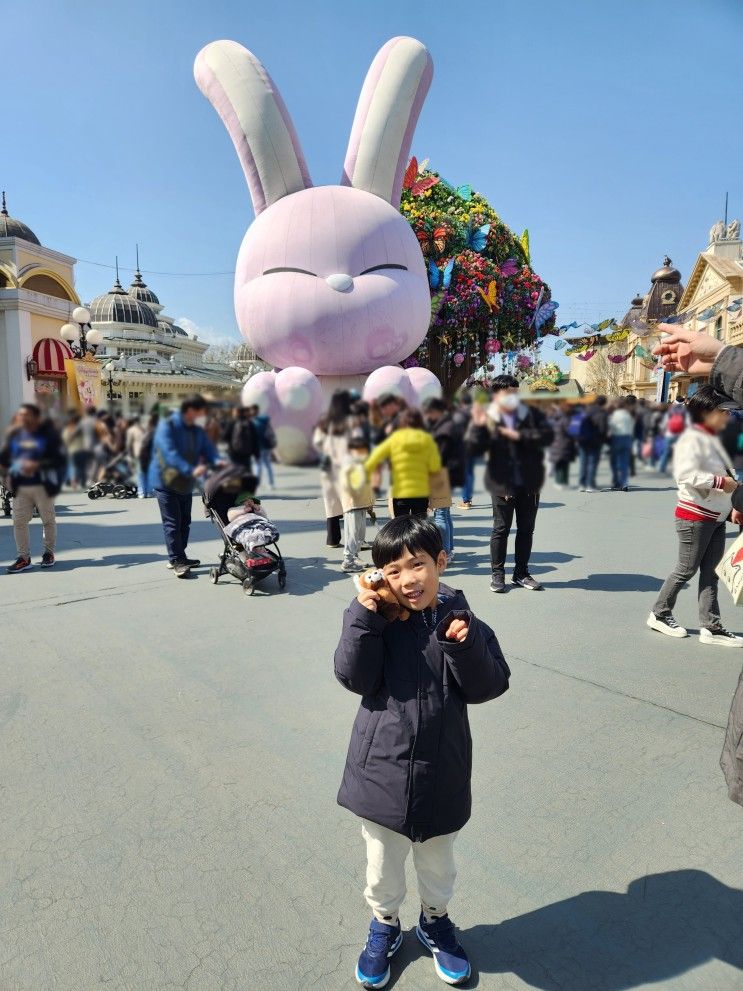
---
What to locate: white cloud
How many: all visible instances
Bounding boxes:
[176,316,242,349]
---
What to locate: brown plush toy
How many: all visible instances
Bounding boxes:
[358,568,410,622]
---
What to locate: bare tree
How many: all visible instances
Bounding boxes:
[584,345,626,396]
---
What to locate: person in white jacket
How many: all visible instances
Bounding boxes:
[648,385,743,645]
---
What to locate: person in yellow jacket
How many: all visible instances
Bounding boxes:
[364,408,442,518]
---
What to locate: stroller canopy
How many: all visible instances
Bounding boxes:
[203,464,259,524]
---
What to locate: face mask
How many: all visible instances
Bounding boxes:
[194,415,207,429]
[498,393,520,412]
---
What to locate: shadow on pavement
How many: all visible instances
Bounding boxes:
[456,869,743,989]
[541,573,661,592]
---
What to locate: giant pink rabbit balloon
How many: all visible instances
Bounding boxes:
[194,37,440,462]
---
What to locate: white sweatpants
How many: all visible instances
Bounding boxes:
[343,508,366,563]
[361,819,458,923]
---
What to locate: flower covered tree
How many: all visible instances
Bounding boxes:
[399,158,556,392]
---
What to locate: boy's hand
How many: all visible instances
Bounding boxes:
[444,617,469,642]
[357,588,381,613]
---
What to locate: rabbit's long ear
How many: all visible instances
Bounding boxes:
[342,37,433,208]
[194,40,312,215]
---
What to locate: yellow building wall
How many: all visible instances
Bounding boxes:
[31,314,67,347]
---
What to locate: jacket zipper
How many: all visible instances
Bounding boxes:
[405,616,426,841]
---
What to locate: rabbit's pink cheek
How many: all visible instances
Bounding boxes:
[366,326,407,362]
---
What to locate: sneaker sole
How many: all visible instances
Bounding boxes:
[415,926,471,985]
[40,561,55,568]
[511,582,543,591]
[355,930,402,989]
[647,617,688,638]
[699,634,743,647]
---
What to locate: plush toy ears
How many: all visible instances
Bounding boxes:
[194,40,313,216]
[342,37,433,208]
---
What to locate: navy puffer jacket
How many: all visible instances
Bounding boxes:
[335,584,510,842]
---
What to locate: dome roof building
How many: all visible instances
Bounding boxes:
[89,276,159,328]
[620,292,646,329]
[128,268,162,312]
[645,256,684,322]
[0,192,40,245]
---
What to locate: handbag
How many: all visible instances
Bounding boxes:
[716,529,743,605]
[158,420,196,495]
[428,468,452,509]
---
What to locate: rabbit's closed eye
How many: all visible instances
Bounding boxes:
[359,264,408,275]
[262,263,409,277]
[263,266,317,276]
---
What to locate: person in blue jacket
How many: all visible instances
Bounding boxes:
[335,516,510,988]
[152,395,220,577]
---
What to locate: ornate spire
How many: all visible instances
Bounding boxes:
[131,244,147,287]
[1,191,7,216]
[112,256,126,294]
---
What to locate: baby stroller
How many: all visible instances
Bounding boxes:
[0,479,11,517]
[203,464,286,596]
[87,453,138,500]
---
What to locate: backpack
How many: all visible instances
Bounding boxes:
[229,419,257,462]
[566,412,584,439]
[139,430,154,471]
[667,412,685,435]
[263,421,277,450]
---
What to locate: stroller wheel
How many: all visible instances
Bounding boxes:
[209,567,220,585]
[88,487,100,500]
[278,571,287,590]
[242,576,256,596]
[112,484,127,500]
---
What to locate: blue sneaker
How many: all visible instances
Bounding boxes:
[416,913,471,985]
[355,918,402,988]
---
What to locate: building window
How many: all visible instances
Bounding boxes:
[661,290,676,305]
[715,316,723,340]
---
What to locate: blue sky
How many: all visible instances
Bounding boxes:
[4,0,741,358]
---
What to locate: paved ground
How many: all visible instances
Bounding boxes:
[1,461,742,991]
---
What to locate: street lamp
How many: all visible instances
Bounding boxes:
[104,357,125,410]
[61,305,103,358]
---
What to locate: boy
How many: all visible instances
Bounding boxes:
[339,436,375,573]
[334,517,510,987]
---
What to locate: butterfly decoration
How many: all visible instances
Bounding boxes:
[696,305,719,322]
[417,225,448,255]
[465,222,490,252]
[439,177,473,201]
[576,350,596,361]
[607,351,633,364]
[477,280,499,312]
[591,317,616,332]
[533,300,559,331]
[663,309,692,325]
[403,157,440,197]
[635,344,651,359]
[727,297,743,313]
[428,258,455,291]
[553,339,567,351]
[498,257,519,278]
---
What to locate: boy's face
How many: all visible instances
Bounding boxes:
[382,546,447,613]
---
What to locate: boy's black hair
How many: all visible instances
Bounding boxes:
[686,384,727,424]
[491,374,519,392]
[371,516,444,568]
[181,393,207,413]
[348,436,369,451]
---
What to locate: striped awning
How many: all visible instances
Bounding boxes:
[32,338,73,378]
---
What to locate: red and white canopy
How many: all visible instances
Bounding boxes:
[33,338,73,378]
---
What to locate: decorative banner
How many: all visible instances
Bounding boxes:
[64,358,102,410]
[607,348,635,364]
[576,350,597,361]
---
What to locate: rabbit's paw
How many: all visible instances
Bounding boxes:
[362,365,442,408]
[241,367,325,464]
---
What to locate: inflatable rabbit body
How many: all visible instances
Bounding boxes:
[194,37,442,463]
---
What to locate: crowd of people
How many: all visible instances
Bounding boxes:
[2,323,743,988]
